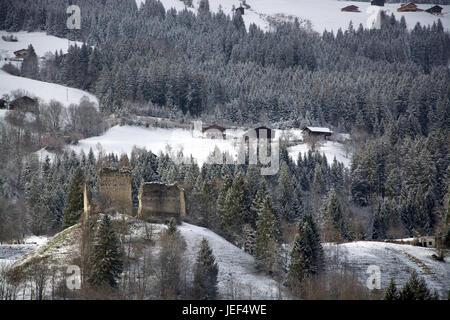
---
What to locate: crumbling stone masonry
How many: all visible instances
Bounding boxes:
[97,167,132,215]
[83,182,92,218]
[138,182,186,221]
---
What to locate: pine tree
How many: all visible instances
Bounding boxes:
[21,44,39,79]
[323,188,347,241]
[399,270,435,300]
[217,174,232,224]
[278,161,295,221]
[384,278,399,300]
[167,217,178,236]
[62,168,84,229]
[254,196,278,272]
[218,173,248,237]
[288,215,323,293]
[192,238,219,300]
[88,214,123,288]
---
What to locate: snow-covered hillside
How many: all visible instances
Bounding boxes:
[325,241,450,298]
[0,70,98,109]
[0,31,97,109]
[179,222,282,299]
[0,31,83,60]
[70,124,352,167]
[142,0,450,33]
[2,216,282,299]
[0,236,48,268]
[3,218,448,299]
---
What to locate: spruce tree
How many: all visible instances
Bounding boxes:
[399,270,435,300]
[88,214,123,288]
[384,278,399,300]
[62,168,84,229]
[193,238,219,300]
[254,196,278,272]
[21,44,39,79]
[323,188,347,241]
[167,217,178,236]
[288,215,323,293]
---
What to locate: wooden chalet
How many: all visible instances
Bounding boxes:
[13,49,28,58]
[202,124,227,139]
[9,96,38,113]
[397,3,421,12]
[341,5,360,12]
[425,5,443,15]
[302,127,333,139]
[371,0,385,7]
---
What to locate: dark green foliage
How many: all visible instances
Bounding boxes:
[383,278,399,300]
[288,214,324,289]
[323,188,347,241]
[193,238,219,300]
[167,217,178,236]
[399,270,437,300]
[254,196,279,272]
[88,214,123,288]
[62,168,84,229]
[21,44,39,79]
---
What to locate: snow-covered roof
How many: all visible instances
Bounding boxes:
[304,127,333,134]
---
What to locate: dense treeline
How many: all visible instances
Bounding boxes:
[0,0,449,298]
[1,0,448,244]
[1,0,449,128]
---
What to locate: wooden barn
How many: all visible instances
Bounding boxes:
[341,5,360,12]
[202,124,227,139]
[425,5,443,15]
[244,126,275,143]
[371,0,385,7]
[235,6,245,15]
[302,127,333,139]
[9,96,38,113]
[13,49,28,58]
[397,3,421,12]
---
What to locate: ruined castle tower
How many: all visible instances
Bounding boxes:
[98,167,132,215]
[83,181,92,218]
[138,182,186,221]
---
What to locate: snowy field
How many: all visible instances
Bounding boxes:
[0,70,99,109]
[0,31,83,60]
[0,31,98,109]
[146,0,450,32]
[70,125,352,167]
[0,236,48,268]
[179,222,283,299]
[288,140,352,167]
[325,241,450,298]
[0,31,83,72]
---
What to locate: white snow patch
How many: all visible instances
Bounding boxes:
[288,140,352,167]
[71,124,351,168]
[325,241,450,298]
[179,222,284,299]
[146,0,450,33]
[71,125,240,167]
[0,31,83,60]
[0,70,98,109]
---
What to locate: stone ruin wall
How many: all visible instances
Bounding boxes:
[98,168,132,215]
[138,183,186,221]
